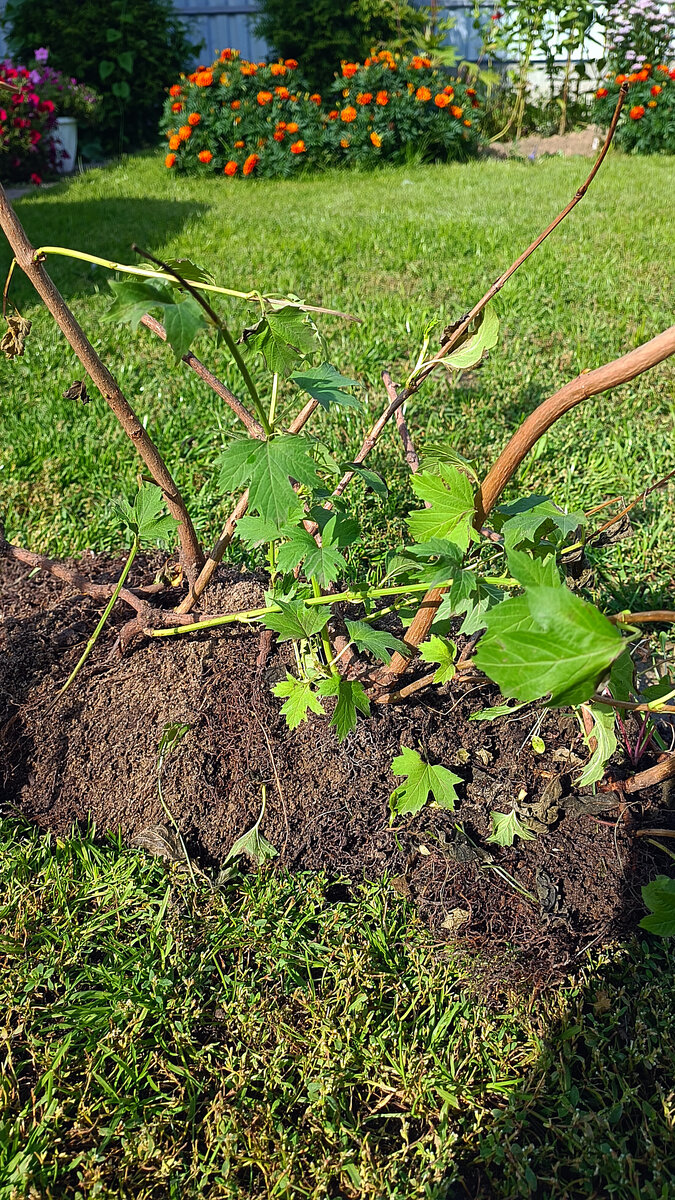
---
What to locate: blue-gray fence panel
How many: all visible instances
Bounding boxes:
[174,0,268,65]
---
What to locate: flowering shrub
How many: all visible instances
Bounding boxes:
[160,47,481,179]
[602,0,674,71]
[0,59,58,183]
[26,48,101,124]
[325,49,481,165]
[160,49,325,178]
[594,62,675,153]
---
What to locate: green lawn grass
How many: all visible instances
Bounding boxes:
[1,152,675,1198]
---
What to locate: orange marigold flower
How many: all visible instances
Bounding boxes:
[275,86,290,98]
[171,101,182,112]
[243,153,259,175]
[443,85,454,96]
[231,100,241,109]
[657,64,669,72]
[637,69,649,81]
[410,55,431,69]
[188,71,198,84]
[290,139,306,153]
[188,112,201,126]
[224,160,238,175]
[328,109,339,119]
[270,62,286,76]
[370,131,381,147]
[648,99,657,107]
[450,104,463,118]
[169,84,182,97]
[342,62,359,78]
[651,84,662,95]
[596,87,608,98]
[234,139,245,147]
[644,63,652,70]
[310,93,321,104]
[276,120,287,130]
[165,152,176,167]
[434,93,450,107]
[341,106,357,122]
[340,137,350,148]
[168,135,181,150]
[240,63,256,76]
[195,70,213,87]
[415,86,431,101]
[258,137,266,147]
[220,48,233,61]
[670,69,675,80]
[463,119,471,126]
[273,130,285,141]
[234,116,241,124]
[375,90,389,105]
[615,74,627,84]
[284,59,298,69]
[356,92,373,105]
[629,104,645,119]
[198,150,213,163]
[178,124,192,140]
[286,121,299,133]
[628,72,638,82]
[466,88,476,97]
[257,90,273,105]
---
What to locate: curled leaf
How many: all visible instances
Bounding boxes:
[1,314,31,359]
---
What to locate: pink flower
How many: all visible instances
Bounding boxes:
[34,48,49,63]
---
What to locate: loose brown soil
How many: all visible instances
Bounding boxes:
[488,124,606,160]
[1,553,671,991]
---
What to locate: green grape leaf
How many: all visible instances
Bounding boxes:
[496,495,585,550]
[105,278,174,330]
[443,305,499,370]
[437,569,503,635]
[276,526,345,587]
[291,362,363,411]
[218,435,322,526]
[272,673,326,730]
[242,306,319,375]
[317,676,370,741]
[345,619,407,665]
[474,587,624,706]
[235,515,290,547]
[225,823,277,866]
[507,548,561,589]
[486,809,537,847]
[309,509,360,546]
[418,635,457,683]
[390,746,462,817]
[640,876,675,937]
[576,703,617,787]
[263,598,330,642]
[342,464,389,496]
[163,296,208,362]
[394,539,464,586]
[419,443,479,483]
[609,649,635,703]
[407,465,475,552]
[114,483,178,544]
[154,257,215,287]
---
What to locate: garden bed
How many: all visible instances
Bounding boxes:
[2,552,669,992]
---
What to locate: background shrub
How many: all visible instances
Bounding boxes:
[160,50,326,179]
[0,60,58,183]
[594,63,675,154]
[253,0,427,93]
[324,49,481,165]
[1,0,200,155]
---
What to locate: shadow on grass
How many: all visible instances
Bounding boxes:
[0,188,208,307]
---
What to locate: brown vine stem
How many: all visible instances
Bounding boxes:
[174,397,320,614]
[331,85,629,519]
[140,314,265,440]
[601,755,675,794]
[590,466,675,539]
[387,322,675,678]
[609,611,675,626]
[2,541,161,613]
[0,186,204,581]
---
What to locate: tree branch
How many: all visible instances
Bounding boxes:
[0,186,204,581]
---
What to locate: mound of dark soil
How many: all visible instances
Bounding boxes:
[1,553,671,990]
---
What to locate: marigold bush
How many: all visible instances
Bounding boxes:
[324,49,481,165]
[594,62,675,154]
[0,59,59,183]
[160,47,482,179]
[159,49,325,179]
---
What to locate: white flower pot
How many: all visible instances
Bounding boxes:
[53,117,78,174]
